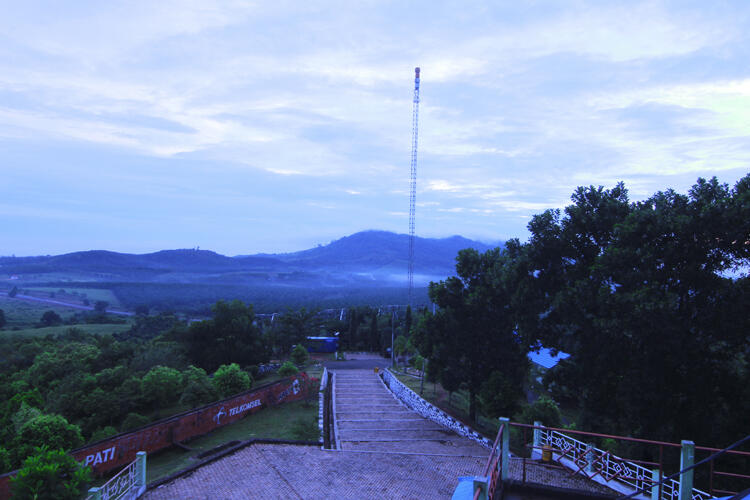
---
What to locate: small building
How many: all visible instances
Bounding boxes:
[304,336,339,353]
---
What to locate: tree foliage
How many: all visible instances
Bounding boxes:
[176,300,267,372]
[414,248,529,422]
[40,310,63,327]
[511,176,750,444]
[278,361,299,377]
[141,365,182,406]
[11,446,91,500]
[290,344,309,366]
[212,363,252,398]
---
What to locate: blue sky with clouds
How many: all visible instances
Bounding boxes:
[1,1,749,256]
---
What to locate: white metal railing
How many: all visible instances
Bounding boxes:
[86,452,146,500]
[539,428,713,500]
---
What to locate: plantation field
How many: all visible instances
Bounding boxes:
[0,294,80,329]
[0,322,132,339]
[23,287,121,306]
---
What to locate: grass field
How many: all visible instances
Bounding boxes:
[0,294,82,329]
[23,287,121,307]
[0,323,132,339]
[145,399,319,482]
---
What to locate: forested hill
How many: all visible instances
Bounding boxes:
[0,231,498,280]
[246,231,497,272]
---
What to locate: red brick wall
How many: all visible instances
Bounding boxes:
[0,375,312,499]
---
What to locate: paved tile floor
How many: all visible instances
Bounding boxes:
[144,443,486,499]
[144,370,614,499]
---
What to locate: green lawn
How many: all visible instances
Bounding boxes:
[146,399,319,483]
[0,323,132,339]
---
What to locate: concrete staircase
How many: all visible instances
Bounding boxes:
[333,370,488,457]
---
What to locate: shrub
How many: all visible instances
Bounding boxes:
[212,363,252,398]
[89,426,118,443]
[11,446,91,500]
[0,447,10,474]
[278,361,299,377]
[141,365,183,405]
[14,414,83,463]
[121,412,150,432]
[479,370,522,419]
[517,396,562,428]
[290,344,309,366]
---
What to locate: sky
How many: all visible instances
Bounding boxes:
[1,1,749,256]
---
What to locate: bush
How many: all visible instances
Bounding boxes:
[278,361,299,377]
[121,412,150,432]
[0,447,10,474]
[11,446,91,500]
[290,344,309,365]
[517,396,562,428]
[14,414,83,463]
[141,365,183,406]
[212,363,252,398]
[479,370,522,419]
[89,426,118,443]
[40,310,63,327]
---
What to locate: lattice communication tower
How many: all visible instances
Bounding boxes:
[408,67,420,306]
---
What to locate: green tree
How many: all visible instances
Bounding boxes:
[0,446,11,474]
[369,312,380,351]
[212,363,252,398]
[513,177,750,444]
[414,248,529,422]
[178,300,267,372]
[141,365,183,406]
[273,307,318,355]
[290,344,309,366]
[14,414,83,463]
[11,446,91,500]
[40,310,63,327]
[94,300,108,313]
[121,412,150,432]
[278,361,299,377]
[89,426,118,443]
[0,308,6,328]
[518,396,562,428]
[179,366,217,407]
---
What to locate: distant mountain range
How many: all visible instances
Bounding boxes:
[0,231,501,286]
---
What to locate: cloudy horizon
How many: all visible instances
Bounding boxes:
[2,1,749,256]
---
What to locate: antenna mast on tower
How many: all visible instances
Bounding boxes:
[408,67,420,306]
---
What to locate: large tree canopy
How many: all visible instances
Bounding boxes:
[178,300,268,372]
[516,175,750,444]
[415,174,749,446]
[414,247,529,422]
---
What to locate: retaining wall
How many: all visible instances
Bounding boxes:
[381,369,491,449]
[0,375,311,499]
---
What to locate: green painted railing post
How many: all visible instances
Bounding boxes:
[532,420,542,460]
[499,417,510,481]
[651,468,661,500]
[678,440,694,500]
[473,477,489,500]
[136,451,147,494]
[585,443,595,474]
[87,487,102,500]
